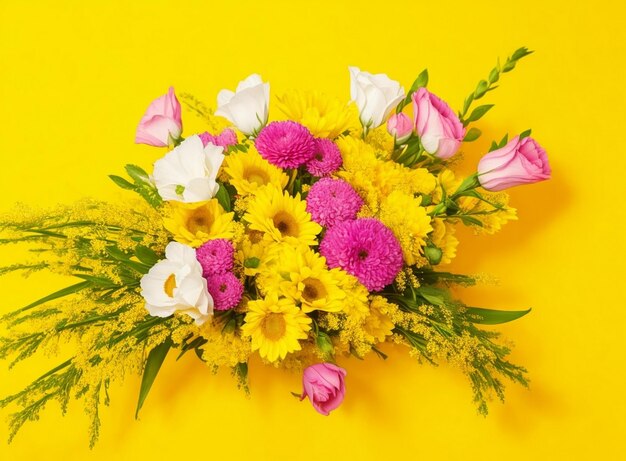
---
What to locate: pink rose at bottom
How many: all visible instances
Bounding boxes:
[477,135,551,191]
[300,363,347,415]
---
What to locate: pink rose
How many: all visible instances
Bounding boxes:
[199,128,238,150]
[135,87,182,147]
[477,135,551,191]
[300,363,346,415]
[412,87,465,159]
[387,113,413,144]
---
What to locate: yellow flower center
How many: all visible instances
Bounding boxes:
[301,277,327,302]
[261,312,287,341]
[164,273,177,297]
[272,211,299,237]
[186,208,213,234]
[243,166,270,186]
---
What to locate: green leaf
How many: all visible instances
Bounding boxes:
[136,338,172,419]
[463,127,482,142]
[474,80,489,99]
[109,175,135,190]
[519,129,532,139]
[465,104,494,124]
[118,259,151,275]
[499,133,509,147]
[459,215,484,226]
[215,183,231,212]
[511,47,533,62]
[462,94,474,116]
[135,245,160,266]
[466,307,531,325]
[415,286,447,305]
[125,164,151,184]
[410,69,429,91]
[106,245,129,261]
[488,67,500,84]
[5,281,92,318]
[396,69,428,113]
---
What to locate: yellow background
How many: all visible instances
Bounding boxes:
[1,0,625,459]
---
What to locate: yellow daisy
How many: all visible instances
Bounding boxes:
[260,245,346,313]
[276,90,358,139]
[163,199,234,247]
[241,293,311,362]
[235,230,279,276]
[223,147,288,196]
[243,185,321,246]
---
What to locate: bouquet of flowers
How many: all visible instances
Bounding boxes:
[0,47,550,446]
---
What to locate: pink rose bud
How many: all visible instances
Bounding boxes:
[300,363,346,415]
[477,135,551,191]
[199,128,238,150]
[135,87,182,147]
[387,113,413,144]
[412,87,465,159]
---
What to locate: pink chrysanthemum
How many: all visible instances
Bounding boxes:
[320,218,403,291]
[199,128,238,150]
[306,178,363,228]
[196,239,234,277]
[205,272,244,311]
[255,121,316,169]
[306,138,343,177]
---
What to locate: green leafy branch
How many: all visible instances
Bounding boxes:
[109,164,162,208]
[460,47,533,141]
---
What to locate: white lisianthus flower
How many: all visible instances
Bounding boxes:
[140,242,213,325]
[152,135,225,202]
[215,74,270,137]
[349,67,405,131]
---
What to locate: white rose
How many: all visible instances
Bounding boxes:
[349,67,404,130]
[140,242,213,325]
[152,135,224,203]
[215,74,270,136]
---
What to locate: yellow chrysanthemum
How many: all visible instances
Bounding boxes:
[430,218,459,265]
[163,200,234,247]
[336,135,379,173]
[241,293,311,362]
[363,125,394,157]
[276,90,358,139]
[223,147,288,196]
[337,273,370,319]
[243,185,321,246]
[364,296,396,343]
[337,135,437,213]
[259,245,346,313]
[378,191,432,266]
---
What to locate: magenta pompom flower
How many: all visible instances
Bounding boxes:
[205,272,244,311]
[196,239,234,277]
[306,138,343,177]
[199,128,238,150]
[320,218,403,291]
[255,121,316,169]
[306,178,363,228]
